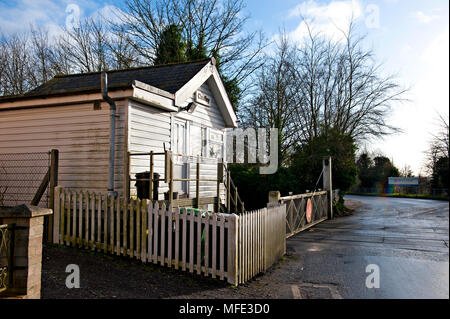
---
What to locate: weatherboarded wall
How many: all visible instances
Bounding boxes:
[128,82,227,203]
[0,101,128,196]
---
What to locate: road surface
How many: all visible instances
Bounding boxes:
[284,195,449,299]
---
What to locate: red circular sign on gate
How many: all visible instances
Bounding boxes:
[306,198,312,223]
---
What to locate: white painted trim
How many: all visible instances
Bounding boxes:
[132,80,175,99]
[0,89,134,110]
[131,86,177,112]
[174,60,238,128]
[208,67,238,127]
[174,63,214,106]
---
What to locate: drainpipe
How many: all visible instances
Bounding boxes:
[101,71,117,197]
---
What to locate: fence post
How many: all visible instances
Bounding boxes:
[47,149,59,243]
[216,162,223,213]
[268,191,280,207]
[234,187,238,214]
[125,152,130,200]
[227,170,231,214]
[227,214,239,286]
[322,156,333,219]
[169,152,174,205]
[196,156,200,208]
[149,151,154,200]
[52,186,62,244]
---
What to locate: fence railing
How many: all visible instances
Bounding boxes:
[53,186,286,285]
[127,151,245,214]
[280,191,328,238]
[0,223,13,295]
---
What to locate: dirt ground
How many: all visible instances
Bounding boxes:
[41,200,367,299]
[41,244,295,299]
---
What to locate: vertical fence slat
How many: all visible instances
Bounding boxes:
[256,209,259,274]
[174,207,180,270]
[211,213,217,279]
[116,196,121,256]
[196,211,202,275]
[84,192,89,248]
[59,188,65,245]
[96,194,101,250]
[90,193,95,250]
[103,195,108,253]
[71,191,76,246]
[250,211,253,277]
[238,212,242,284]
[204,212,210,277]
[110,195,114,253]
[122,198,128,255]
[242,211,246,281]
[189,210,194,273]
[153,201,159,264]
[227,214,238,285]
[129,199,134,258]
[219,214,225,281]
[167,204,173,267]
[53,187,61,244]
[246,211,249,281]
[78,191,83,247]
[141,200,147,262]
[160,202,166,266]
[181,208,187,271]
[136,198,141,260]
[147,201,153,262]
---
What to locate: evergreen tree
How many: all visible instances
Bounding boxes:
[154,24,185,65]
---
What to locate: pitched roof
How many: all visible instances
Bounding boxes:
[1,59,211,101]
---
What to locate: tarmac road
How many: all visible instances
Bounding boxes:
[285,195,449,299]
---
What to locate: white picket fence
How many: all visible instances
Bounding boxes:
[237,205,286,284]
[52,186,286,285]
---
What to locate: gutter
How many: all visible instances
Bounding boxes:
[101,72,117,197]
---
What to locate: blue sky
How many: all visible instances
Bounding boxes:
[0,0,448,174]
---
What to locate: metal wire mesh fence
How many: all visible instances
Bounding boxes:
[0,152,50,207]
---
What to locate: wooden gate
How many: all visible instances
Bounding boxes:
[280,191,328,238]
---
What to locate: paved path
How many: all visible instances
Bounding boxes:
[284,196,449,299]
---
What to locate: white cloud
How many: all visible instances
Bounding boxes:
[419,25,449,115]
[413,11,440,24]
[0,0,65,36]
[286,0,364,43]
[91,4,125,25]
[0,1,123,39]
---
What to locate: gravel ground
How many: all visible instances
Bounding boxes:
[41,244,295,299]
[41,200,367,299]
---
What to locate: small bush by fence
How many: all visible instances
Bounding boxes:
[52,187,286,285]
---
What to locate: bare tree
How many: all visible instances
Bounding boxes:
[424,112,449,175]
[28,26,59,88]
[0,33,33,95]
[114,0,266,85]
[241,33,301,165]
[431,112,449,159]
[57,18,110,73]
[242,21,407,164]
